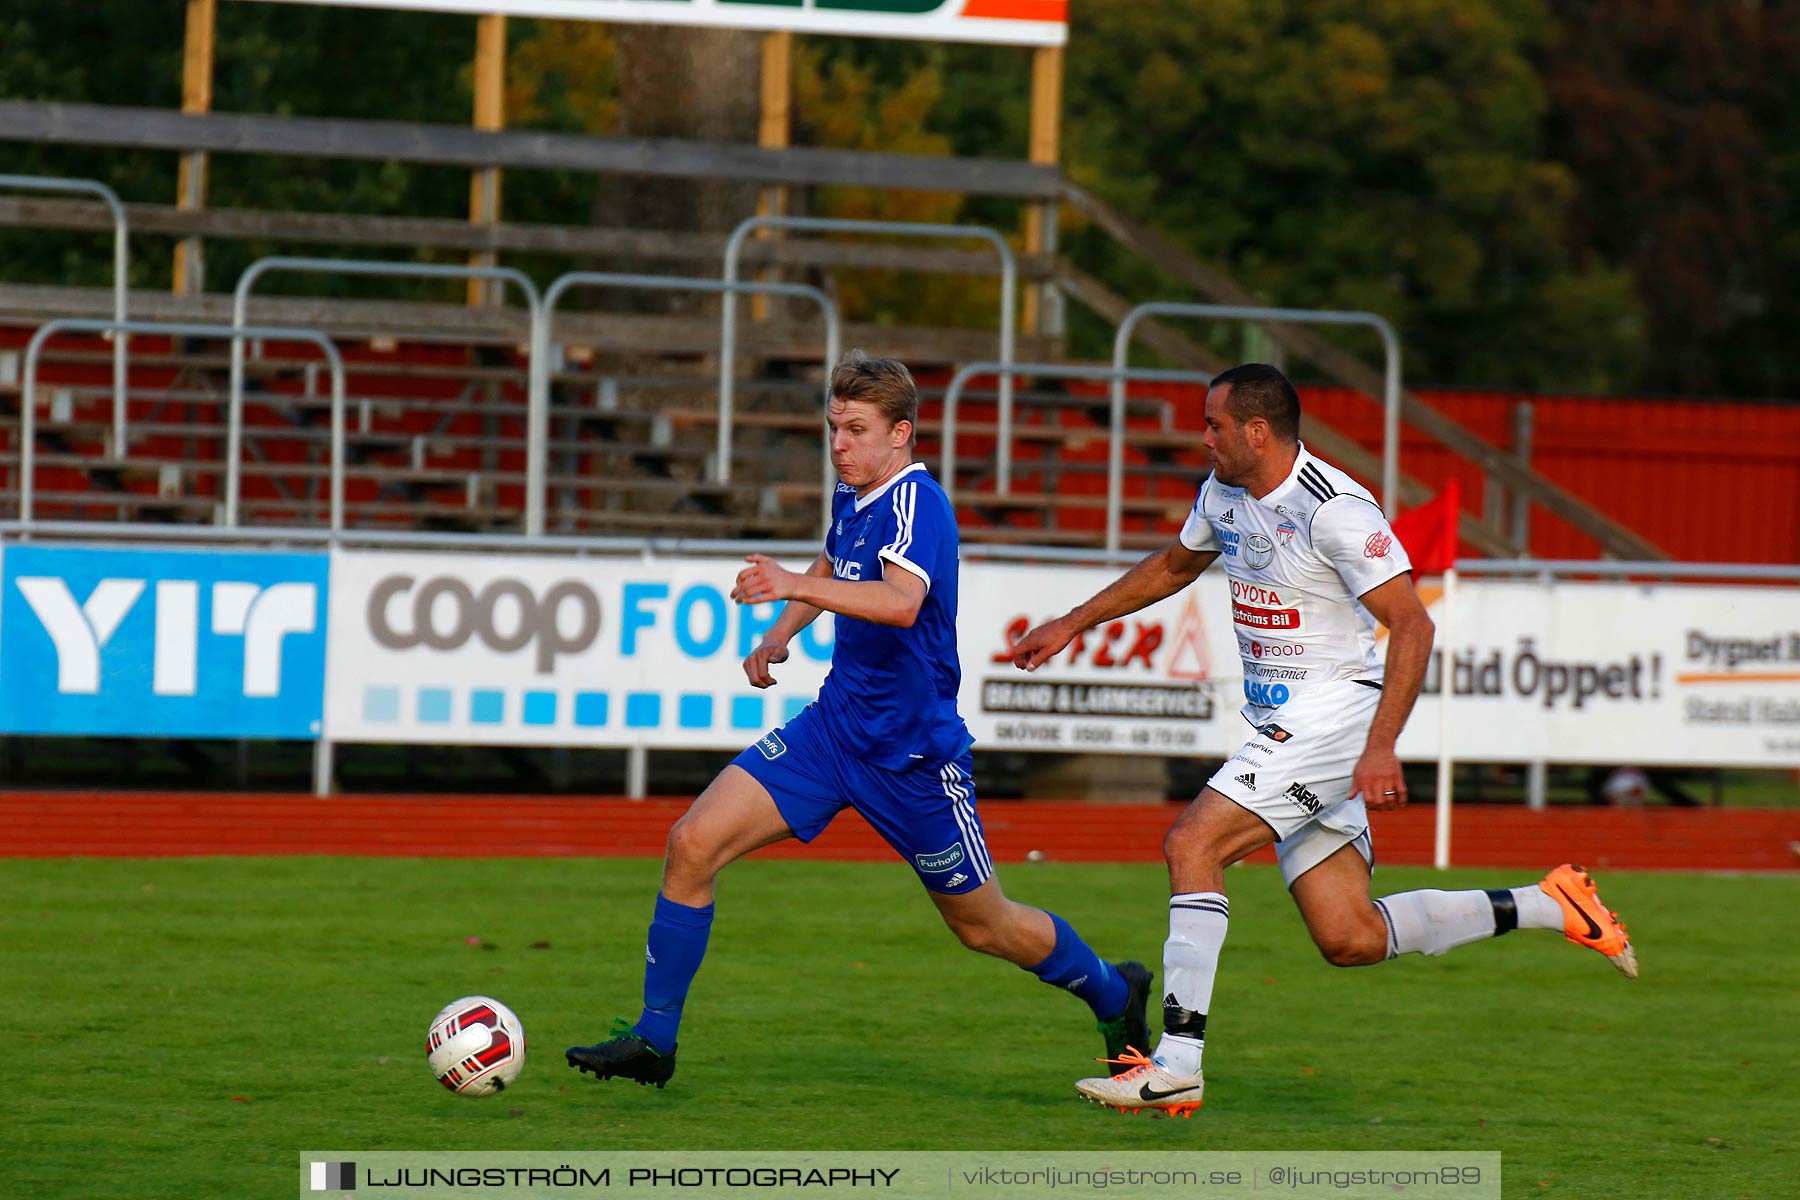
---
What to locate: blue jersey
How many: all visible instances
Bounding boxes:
[813,462,970,770]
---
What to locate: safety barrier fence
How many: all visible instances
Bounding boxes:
[6,194,1411,551]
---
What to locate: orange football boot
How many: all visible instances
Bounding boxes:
[1539,863,1638,979]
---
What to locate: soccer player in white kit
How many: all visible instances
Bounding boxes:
[1012,364,1637,1117]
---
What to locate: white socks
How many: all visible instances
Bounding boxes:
[1374,885,1563,958]
[1145,883,1566,1076]
[1509,884,1566,931]
[1153,892,1228,1076]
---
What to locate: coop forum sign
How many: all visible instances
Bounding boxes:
[244,0,1068,47]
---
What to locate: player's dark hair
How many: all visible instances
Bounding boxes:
[829,348,918,445]
[1212,362,1301,442]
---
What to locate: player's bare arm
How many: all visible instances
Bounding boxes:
[733,552,927,628]
[1012,540,1219,671]
[736,552,832,688]
[1350,572,1435,810]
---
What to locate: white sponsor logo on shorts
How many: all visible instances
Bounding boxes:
[756,731,787,759]
[915,843,966,873]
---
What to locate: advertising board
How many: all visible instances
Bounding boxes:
[0,544,328,738]
[324,549,833,747]
[248,1,1068,48]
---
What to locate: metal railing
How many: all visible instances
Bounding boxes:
[545,270,841,534]
[0,174,130,452]
[937,360,1217,549]
[20,318,347,529]
[231,256,545,531]
[1452,559,1800,583]
[1112,303,1402,519]
[722,217,1018,489]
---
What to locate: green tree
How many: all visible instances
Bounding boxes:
[1541,0,1800,396]
[790,42,1001,330]
[0,2,480,297]
[1060,0,1644,391]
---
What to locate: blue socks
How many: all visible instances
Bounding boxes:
[1024,911,1129,1021]
[633,893,714,1054]
[634,899,1126,1051]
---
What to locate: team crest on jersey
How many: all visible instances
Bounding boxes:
[756,731,788,760]
[1244,533,1275,568]
[1364,531,1393,559]
[914,843,966,873]
[1275,520,1298,546]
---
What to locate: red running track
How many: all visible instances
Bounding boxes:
[4,791,1797,871]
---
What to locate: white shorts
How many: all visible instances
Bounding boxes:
[1206,680,1380,886]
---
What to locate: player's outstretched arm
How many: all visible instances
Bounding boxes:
[733,553,927,628]
[1350,573,1435,810]
[739,552,832,688]
[1012,539,1218,671]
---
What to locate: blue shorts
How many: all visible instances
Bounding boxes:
[731,705,993,895]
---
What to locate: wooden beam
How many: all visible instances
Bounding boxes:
[753,30,792,323]
[173,0,216,295]
[0,100,1061,198]
[468,13,507,307]
[1022,43,1063,337]
[0,196,1060,278]
[0,282,1063,365]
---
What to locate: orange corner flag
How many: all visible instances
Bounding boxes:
[1390,478,1462,574]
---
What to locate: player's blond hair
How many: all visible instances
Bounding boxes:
[829,349,918,445]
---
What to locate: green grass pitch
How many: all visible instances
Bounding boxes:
[5,856,1794,1199]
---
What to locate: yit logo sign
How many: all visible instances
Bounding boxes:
[0,546,327,738]
[17,577,313,696]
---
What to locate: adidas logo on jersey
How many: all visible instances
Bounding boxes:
[1234,772,1257,790]
[1219,507,1235,525]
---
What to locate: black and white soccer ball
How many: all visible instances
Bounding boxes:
[427,996,526,1097]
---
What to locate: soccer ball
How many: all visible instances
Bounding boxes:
[427,996,526,1096]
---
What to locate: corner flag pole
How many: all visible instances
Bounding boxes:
[1432,564,1456,868]
[1431,480,1461,870]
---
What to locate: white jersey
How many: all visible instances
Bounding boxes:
[1179,443,1411,722]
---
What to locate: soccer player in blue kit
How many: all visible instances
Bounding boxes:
[567,351,1151,1089]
